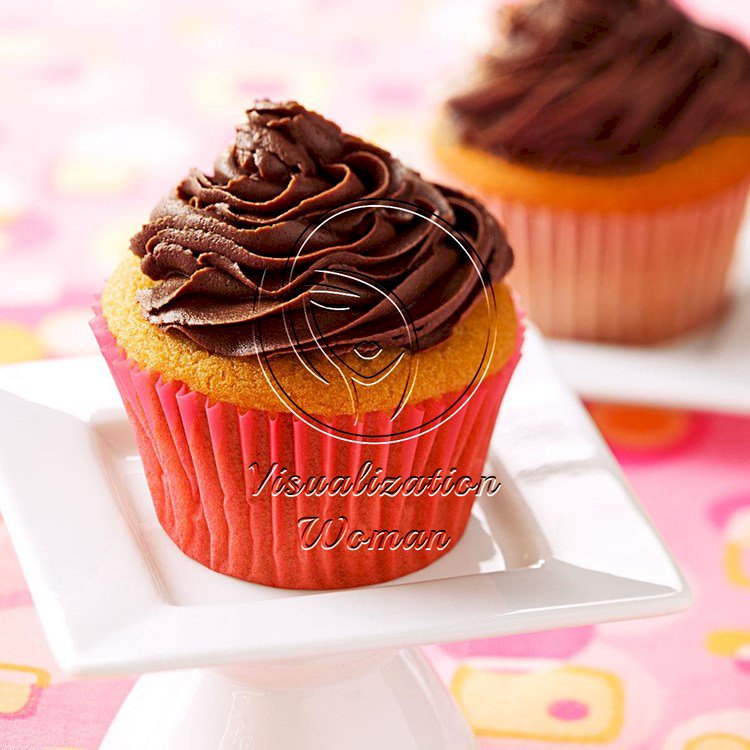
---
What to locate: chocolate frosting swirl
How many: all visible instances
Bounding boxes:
[130,101,512,358]
[448,0,750,173]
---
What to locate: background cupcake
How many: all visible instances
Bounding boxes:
[435,0,750,344]
[92,101,523,590]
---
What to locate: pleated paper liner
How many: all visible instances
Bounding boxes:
[449,175,748,344]
[91,308,523,590]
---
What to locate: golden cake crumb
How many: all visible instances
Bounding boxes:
[101,254,520,416]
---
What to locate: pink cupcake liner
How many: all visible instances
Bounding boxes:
[91,308,523,590]
[482,179,749,343]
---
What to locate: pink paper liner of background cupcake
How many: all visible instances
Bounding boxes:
[481,178,748,344]
[91,307,523,590]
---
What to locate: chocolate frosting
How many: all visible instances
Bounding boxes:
[130,101,512,358]
[448,0,750,173]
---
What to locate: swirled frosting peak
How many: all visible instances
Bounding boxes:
[448,0,750,173]
[130,101,512,358]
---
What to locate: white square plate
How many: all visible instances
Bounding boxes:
[550,222,750,414]
[0,328,689,677]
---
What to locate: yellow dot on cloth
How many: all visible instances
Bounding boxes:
[54,160,136,195]
[191,65,329,122]
[363,116,425,166]
[0,663,49,714]
[451,664,623,742]
[93,216,142,277]
[706,630,750,657]
[0,172,25,223]
[0,680,32,714]
[0,322,45,363]
[588,403,693,451]
[54,121,191,195]
[173,14,216,43]
[0,33,45,64]
[686,733,750,750]
[39,309,98,357]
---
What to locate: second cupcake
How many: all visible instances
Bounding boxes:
[436,0,750,344]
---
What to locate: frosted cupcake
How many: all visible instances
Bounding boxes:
[93,101,523,590]
[435,0,750,343]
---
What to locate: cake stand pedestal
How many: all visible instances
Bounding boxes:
[0,329,690,749]
[102,650,474,749]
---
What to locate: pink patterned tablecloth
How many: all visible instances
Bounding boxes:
[1,1,749,747]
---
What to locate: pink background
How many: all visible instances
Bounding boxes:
[1,0,749,747]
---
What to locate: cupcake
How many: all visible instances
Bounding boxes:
[435,0,750,344]
[92,101,523,590]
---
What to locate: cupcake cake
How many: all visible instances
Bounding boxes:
[435,0,750,343]
[92,101,523,590]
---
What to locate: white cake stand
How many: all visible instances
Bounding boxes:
[0,329,690,749]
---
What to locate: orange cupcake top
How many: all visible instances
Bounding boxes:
[434,122,750,210]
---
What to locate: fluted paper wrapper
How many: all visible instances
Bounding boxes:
[480,179,748,343]
[91,309,523,590]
